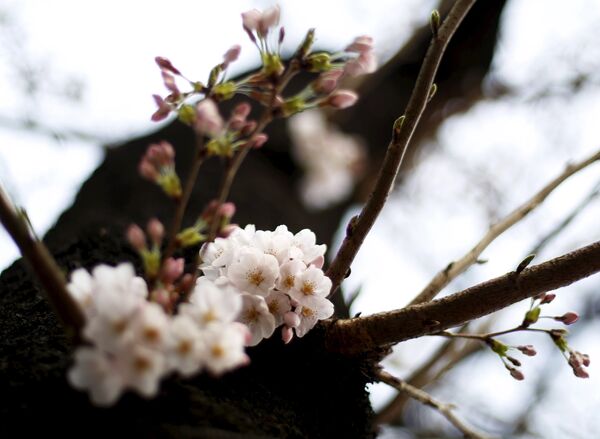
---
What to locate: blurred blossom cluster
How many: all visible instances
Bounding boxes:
[289,110,366,209]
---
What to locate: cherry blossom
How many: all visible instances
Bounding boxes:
[228,249,279,296]
[68,347,125,407]
[202,323,250,375]
[167,314,205,377]
[238,294,276,346]
[182,277,242,327]
[294,295,334,338]
[288,266,332,305]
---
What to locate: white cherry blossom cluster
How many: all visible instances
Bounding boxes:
[66,263,249,406]
[200,225,334,345]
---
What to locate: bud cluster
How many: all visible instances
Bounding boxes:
[149,5,377,158]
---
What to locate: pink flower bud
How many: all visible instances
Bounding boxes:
[223,45,241,67]
[241,120,257,136]
[258,5,280,37]
[517,345,537,356]
[582,353,591,367]
[539,293,556,304]
[345,35,374,54]
[155,56,181,75]
[219,224,238,238]
[151,287,171,308]
[218,202,236,219]
[509,367,524,381]
[249,133,268,149]
[195,99,224,137]
[325,90,358,109]
[139,158,159,181]
[573,367,589,379]
[313,69,344,95]
[151,94,171,122]
[161,257,184,283]
[233,102,252,118]
[147,218,165,245]
[284,311,300,328]
[344,51,377,77]
[126,224,146,251]
[281,325,294,344]
[241,9,261,32]
[179,273,195,295]
[556,312,579,325]
[161,71,180,96]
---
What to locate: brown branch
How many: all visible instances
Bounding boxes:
[376,370,492,439]
[409,148,600,306]
[0,184,84,339]
[325,240,600,355]
[164,136,206,260]
[326,0,477,297]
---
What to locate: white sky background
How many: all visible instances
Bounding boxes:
[1,1,600,437]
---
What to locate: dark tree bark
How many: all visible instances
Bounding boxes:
[0,2,506,437]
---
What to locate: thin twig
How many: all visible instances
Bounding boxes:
[326,0,477,298]
[0,184,84,339]
[409,148,600,306]
[164,136,206,260]
[375,321,490,424]
[377,369,492,439]
[206,61,301,241]
[528,178,600,256]
[325,239,600,355]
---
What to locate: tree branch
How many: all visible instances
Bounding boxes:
[409,148,600,305]
[325,240,600,355]
[0,184,84,339]
[326,0,477,297]
[376,370,492,439]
